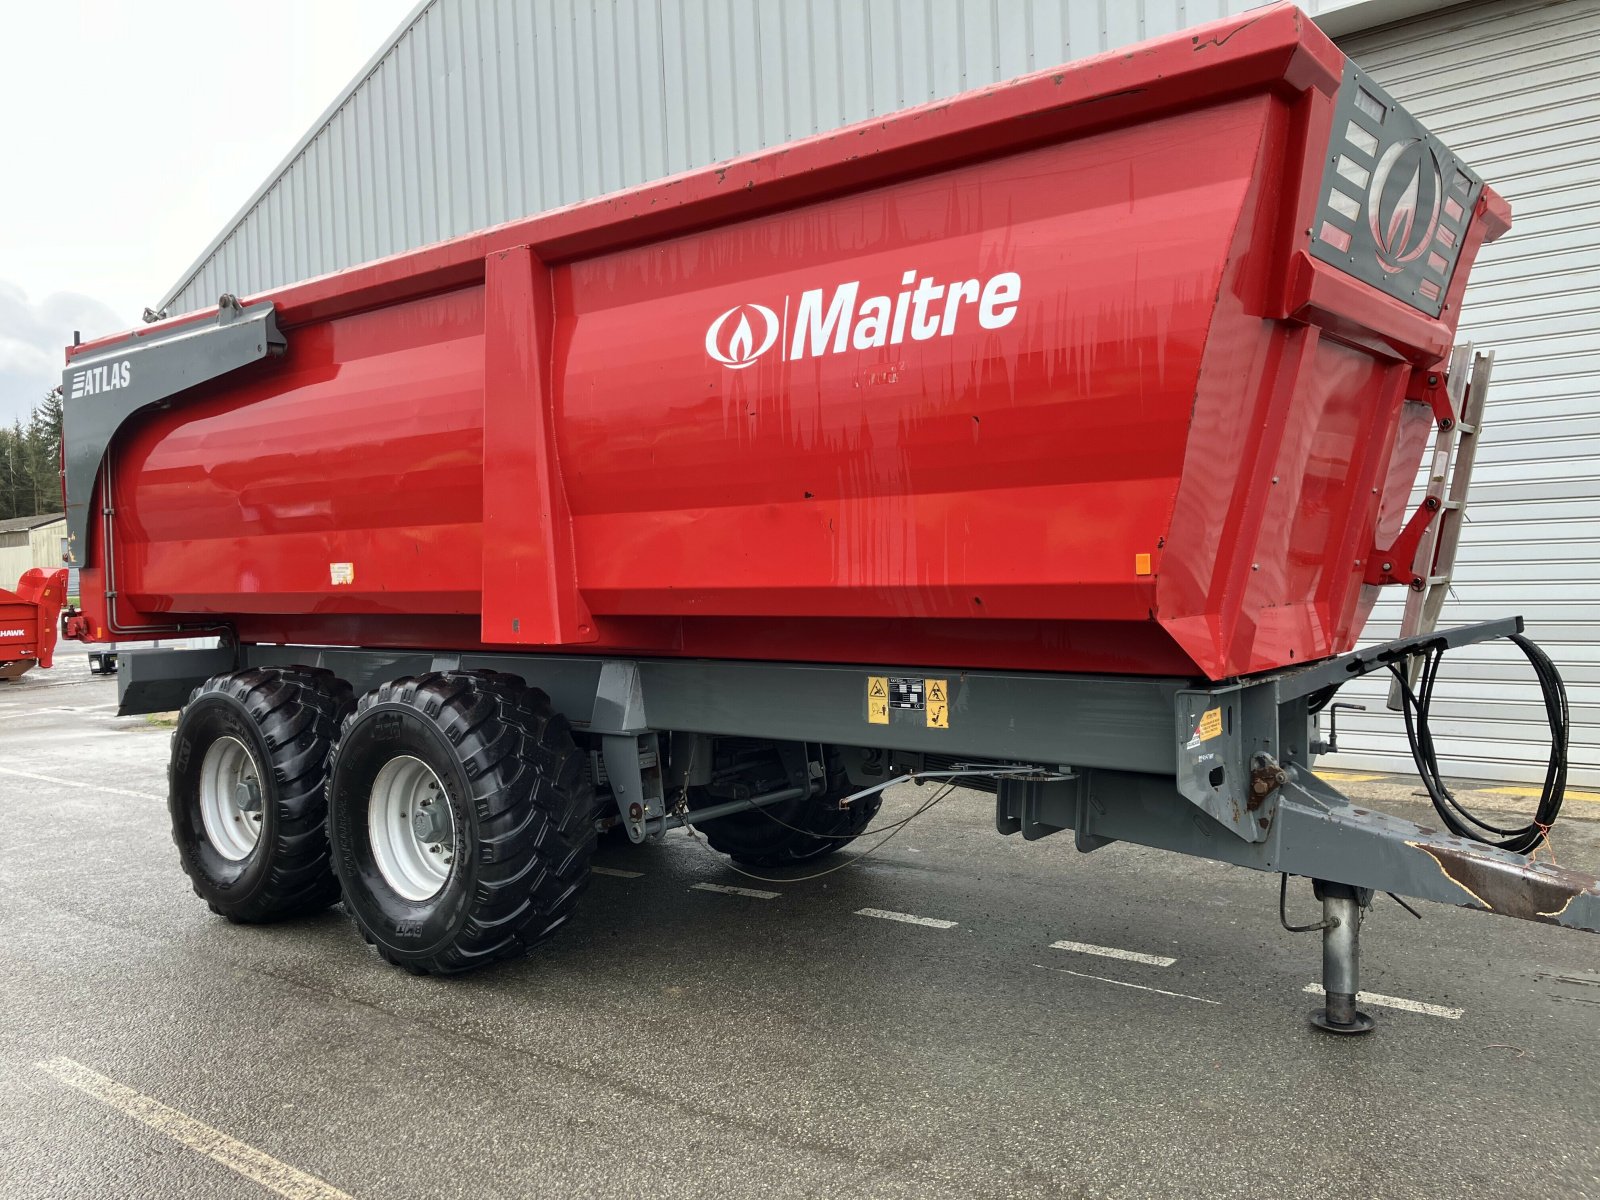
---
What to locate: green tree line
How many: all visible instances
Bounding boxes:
[0,389,65,520]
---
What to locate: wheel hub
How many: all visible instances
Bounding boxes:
[369,755,456,902]
[410,802,448,843]
[233,777,262,813]
[198,735,265,862]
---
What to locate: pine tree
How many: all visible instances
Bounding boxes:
[26,388,64,515]
[0,420,25,521]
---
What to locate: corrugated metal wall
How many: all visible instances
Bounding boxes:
[1323,0,1600,786]
[161,0,1366,313]
[0,518,67,584]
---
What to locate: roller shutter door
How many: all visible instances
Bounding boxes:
[1327,0,1600,785]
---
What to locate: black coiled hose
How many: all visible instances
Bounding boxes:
[1388,633,1569,855]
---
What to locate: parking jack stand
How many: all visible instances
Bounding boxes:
[1310,881,1375,1035]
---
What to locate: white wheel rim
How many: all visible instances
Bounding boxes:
[199,735,265,862]
[368,755,455,902]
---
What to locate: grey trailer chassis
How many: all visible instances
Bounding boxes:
[118,618,1600,1033]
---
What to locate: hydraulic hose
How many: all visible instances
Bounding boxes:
[1388,632,1569,855]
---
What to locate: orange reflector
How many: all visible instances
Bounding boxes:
[1135,553,1153,576]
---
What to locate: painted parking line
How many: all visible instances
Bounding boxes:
[1314,770,1385,783]
[1482,784,1600,804]
[1302,983,1463,1020]
[591,866,644,879]
[1050,939,1176,967]
[855,907,958,929]
[35,1057,352,1200]
[692,881,780,900]
[0,766,162,803]
[1035,964,1220,1005]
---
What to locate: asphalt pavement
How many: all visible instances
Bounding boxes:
[3,656,1598,1199]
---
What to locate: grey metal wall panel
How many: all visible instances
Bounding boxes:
[1319,0,1600,787]
[162,0,1375,313]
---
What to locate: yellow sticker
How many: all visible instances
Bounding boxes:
[926,679,949,729]
[1195,707,1223,742]
[867,676,889,725]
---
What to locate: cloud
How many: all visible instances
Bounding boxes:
[0,280,123,426]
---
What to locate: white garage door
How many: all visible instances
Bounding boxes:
[1323,0,1600,786]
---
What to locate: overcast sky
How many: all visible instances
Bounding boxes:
[0,0,413,425]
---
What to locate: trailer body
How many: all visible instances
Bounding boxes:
[57,5,1599,1029]
[0,569,67,681]
[64,5,1504,682]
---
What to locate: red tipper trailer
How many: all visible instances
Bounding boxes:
[57,4,1596,1032]
[0,568,67,681]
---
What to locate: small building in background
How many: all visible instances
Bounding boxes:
[0,513,68,586]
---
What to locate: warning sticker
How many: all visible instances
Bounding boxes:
[867,676,889,725]
[925,679,949,729]
[1194,707,1223,743]
[330,562,355,586]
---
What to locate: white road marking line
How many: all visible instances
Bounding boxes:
[1034,964,1221,1005]
[1050,939,1176,967]
[34,1057,353,1200]
[0,766,162,803]
[1302,983,1463,1020]
[692,881,780,899]
[856,907,958,929]
[591,866,644,878]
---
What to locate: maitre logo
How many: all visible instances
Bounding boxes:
[1367,137,1443,275]
[704,303,781,370]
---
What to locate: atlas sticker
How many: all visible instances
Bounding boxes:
[330,562,355,586]
[1186,707,1224,750]
[926,679,949,729]
[867,675,889,725]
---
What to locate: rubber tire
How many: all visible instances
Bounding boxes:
[169,666,352,922]
[690,748,882,868]
[326,671,597,975]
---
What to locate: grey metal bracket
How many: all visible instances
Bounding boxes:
[1274,616,1520,703]
[1173,681,1284,843]
[601,733,666,844]
[61,298,285,562]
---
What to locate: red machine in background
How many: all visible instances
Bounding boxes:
[0,568,68,681]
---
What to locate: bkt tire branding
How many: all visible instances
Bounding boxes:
[706,268,1021,371]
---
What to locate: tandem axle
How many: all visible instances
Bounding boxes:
[118,617,1598,1034]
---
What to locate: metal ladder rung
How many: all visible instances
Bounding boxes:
[1387,345,1494,711]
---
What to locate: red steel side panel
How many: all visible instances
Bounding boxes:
[65,5,1507,680]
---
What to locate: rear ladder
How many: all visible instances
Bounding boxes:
[1387,344,1494,708]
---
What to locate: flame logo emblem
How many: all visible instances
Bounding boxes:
[1367,138,1442,274]
[705,303,780,370]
